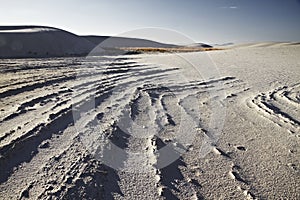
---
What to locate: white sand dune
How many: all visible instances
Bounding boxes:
[0,43,299,199]
[84,35,177,48]
[0,26,96,58]
[0,26,182,59]
[232,41,300,49]
[185,42,212,48]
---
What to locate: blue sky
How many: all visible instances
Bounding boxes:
[1,0,300,44]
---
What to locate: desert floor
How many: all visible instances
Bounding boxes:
[0,43,299,199]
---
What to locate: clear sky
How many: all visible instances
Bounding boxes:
[1,0,300,44]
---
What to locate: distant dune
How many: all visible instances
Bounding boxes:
[83,36,176,48]
[0,26,95,58]
[185,42,212,48]
[232,42,300,48]
[0,26,198,59]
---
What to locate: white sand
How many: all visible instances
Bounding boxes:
[0,43,299,199]
[0,26,178,59]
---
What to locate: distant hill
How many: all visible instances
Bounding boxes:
[0,26,95,58]
[83,36,176,48]
[0,25,211,58]
[213,42,234,47]
[186,43,212,48]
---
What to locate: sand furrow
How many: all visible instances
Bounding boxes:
[248,84,300,134]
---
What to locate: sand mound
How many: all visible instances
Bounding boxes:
[233,42,300,49]
[84,36,176,48]
[0,26,95,58]
[0,26,213,59]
